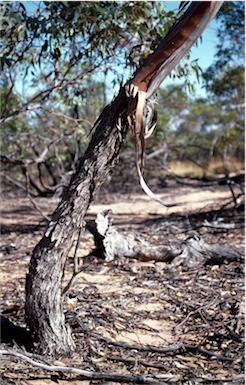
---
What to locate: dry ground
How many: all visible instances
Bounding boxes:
[0,184,244,384]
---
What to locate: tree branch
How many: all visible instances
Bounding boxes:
[87,212,243,266]
[0,348,169,384]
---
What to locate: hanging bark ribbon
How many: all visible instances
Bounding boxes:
[126,83,177,207]
[126,1,223,207]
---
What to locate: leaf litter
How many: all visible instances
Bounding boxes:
[0,186,244,384]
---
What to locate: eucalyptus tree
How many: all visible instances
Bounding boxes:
[203,1,245,167]
[15,2,223,356]
[1,1,179,123]
[1,1,180,194]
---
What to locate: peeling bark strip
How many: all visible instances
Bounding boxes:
[126,2,223,205]
[131,2,223,97]
[25,2,223,357]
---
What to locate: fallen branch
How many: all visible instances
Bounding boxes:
[86,212,243,267]
[184,345,234,363]
[0,348,170,384]
[103,338,235,362]
[62,224,86,296]
[75,322,236,363]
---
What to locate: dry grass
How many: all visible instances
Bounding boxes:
[168,158,244,179]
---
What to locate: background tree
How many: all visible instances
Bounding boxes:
[1,0,181,123]
[1,2,244,194]
[137,1,244,184]
[202,1,244,172]
[0,1,204,196]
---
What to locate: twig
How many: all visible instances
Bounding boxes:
[77,325,235,363]
[220,192,245,210]
[0,59,111,125]
[189,374,245,383]
[202,220,243,230]
[174,298,217,329]
[1,173,29,193]
[62,224,86,296]
[81,327,183,353]
[226,180,238,206]
[235,302,244,335]
[184,345,235,362]
[107,354,168,370]
[0,348,170,384]
[24,170,51,221]
[28,195,51,222]
[42,108,94,127]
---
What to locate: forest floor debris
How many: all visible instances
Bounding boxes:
[0,185,244,384]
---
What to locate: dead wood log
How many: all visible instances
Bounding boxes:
[86,212,243,267]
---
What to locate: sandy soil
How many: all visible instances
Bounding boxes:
[0,185,244,384]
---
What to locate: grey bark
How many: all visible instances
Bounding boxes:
[25,89,129,356]
[25,2,224,357]
[87,212,243,268]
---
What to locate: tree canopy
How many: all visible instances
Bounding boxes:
[1,1,180,121]
[0,1,244,196]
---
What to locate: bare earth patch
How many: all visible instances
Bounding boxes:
[0,185,244,384]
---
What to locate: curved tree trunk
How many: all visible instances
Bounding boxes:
[25,2,223,357]
[25,90,129,356]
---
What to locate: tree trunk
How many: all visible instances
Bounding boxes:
[25,2,223,356]
[25,89,129,356]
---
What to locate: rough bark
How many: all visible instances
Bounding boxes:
[25,90,129,356]
[25,2,224,357]
[87,212,243,267]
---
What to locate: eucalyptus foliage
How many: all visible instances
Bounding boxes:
[1,2,177,103]
[0,1,181,193]
[0,1,243,193]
